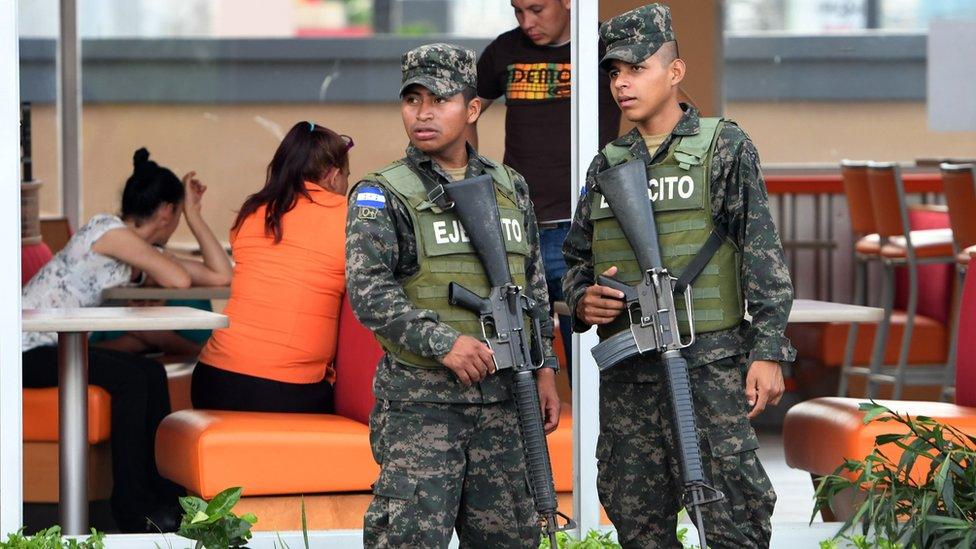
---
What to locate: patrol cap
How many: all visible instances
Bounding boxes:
[599,3,676,69]
[399,43,477,98]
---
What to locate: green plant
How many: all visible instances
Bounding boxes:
[538,529,621,548]
[814,402,976,548]
[177,487,257,549]
[0,527,104,548]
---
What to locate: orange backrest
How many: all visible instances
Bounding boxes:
[867,163,908,239]
[941,164,976,252]
[956,268,976,407]
[841,161,875,235]
[39,217,72,255]
[332,294,382,425]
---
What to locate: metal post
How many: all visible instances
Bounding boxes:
[866,0,882,29]
[570,0,601,539]
[0,0,25,536]
[58,332,89,535]
[59,0,82,228]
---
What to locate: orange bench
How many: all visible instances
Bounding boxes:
[22,387,114,503]
[156,295,576,531]
[784,397,976,520]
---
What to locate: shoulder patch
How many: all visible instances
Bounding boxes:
[355,186,386,209]
[579,185,588,198]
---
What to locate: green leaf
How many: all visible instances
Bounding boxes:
[860,403,890,424]
[874,433,904,446]
[205,486,244,520]
[301,495,309,549]
[190,511,209,525]
[179,496,208,516]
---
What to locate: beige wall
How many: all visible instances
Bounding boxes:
[29,100,976,246]
[725,101,976,164]
[30,102,509,245]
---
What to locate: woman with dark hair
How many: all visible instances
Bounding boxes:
[21,148,233,532]
[192,121,351,413]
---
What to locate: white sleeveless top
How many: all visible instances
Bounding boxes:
[22,214,137,351]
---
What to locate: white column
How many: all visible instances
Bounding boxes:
[1,0,25,536]
[570,0,602,538]
[59,0,82,228]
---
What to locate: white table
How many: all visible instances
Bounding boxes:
[102,285,230,301]
[786,299,884,324]
[21,307,229,534]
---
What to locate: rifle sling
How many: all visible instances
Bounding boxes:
[673,223,728,295]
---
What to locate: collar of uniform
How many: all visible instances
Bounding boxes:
[610,103,700,162]
[405,142,490,182]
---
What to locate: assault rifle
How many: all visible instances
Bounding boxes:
[589,160,723,549]
[443,175,575,547]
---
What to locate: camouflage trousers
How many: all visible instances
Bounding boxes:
[596,355,776,549]
[363,399,540,548]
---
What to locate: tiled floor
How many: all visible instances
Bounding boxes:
[757,428,822,524]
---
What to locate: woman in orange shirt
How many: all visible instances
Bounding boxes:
[193,121,352,412]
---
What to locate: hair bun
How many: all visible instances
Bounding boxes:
[133,147,150,167]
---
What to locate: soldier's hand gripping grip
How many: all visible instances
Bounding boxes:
[596,274,638,303]
[590,275,642,370]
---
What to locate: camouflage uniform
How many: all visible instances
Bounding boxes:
[562,6,796,548]
[346,43,556,548]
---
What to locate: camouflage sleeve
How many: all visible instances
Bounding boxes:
[511,169,555,363]
[727,139,797,364]
[561,153,605,333]
[345,179,461,359]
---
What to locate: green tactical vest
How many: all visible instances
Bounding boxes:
[589,118,744,341]
[373,160,530,368]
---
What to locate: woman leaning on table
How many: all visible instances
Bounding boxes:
[21,148,232,533]
[192,121,351,414]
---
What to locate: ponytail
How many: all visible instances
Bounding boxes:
[233,121,351,243]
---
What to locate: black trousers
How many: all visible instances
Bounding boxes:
[191,361,335,413]
[22,345,182,532]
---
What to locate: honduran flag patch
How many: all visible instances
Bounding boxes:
[355,187,386,209]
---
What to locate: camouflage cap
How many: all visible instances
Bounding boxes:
[599,3,676,69]
[399,43,476,98]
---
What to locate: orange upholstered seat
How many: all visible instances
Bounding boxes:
[155,410,379,499]
[787,312,948,368]
[784,397,976,482]
[23,386,112,444]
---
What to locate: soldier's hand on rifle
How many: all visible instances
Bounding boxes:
[441,335,496,386]
[576,266,627,325]
[745,360,785,419]
[536,368,561,434]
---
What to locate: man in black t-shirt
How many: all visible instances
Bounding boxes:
[476,0,621,381]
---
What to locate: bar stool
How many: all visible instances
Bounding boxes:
[863,162,955,398]
[940,163,976,400]
[841,160,880,305]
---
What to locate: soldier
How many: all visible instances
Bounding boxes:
[345,43,561,548]
[562,4,795,549]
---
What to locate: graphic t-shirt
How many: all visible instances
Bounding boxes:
[478,28,622,223]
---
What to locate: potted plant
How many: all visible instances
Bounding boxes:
[814,402,976,548]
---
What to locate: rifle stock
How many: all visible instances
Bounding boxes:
[444,174,575,544]
[590,160,722,549]
[443,174,511,287]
